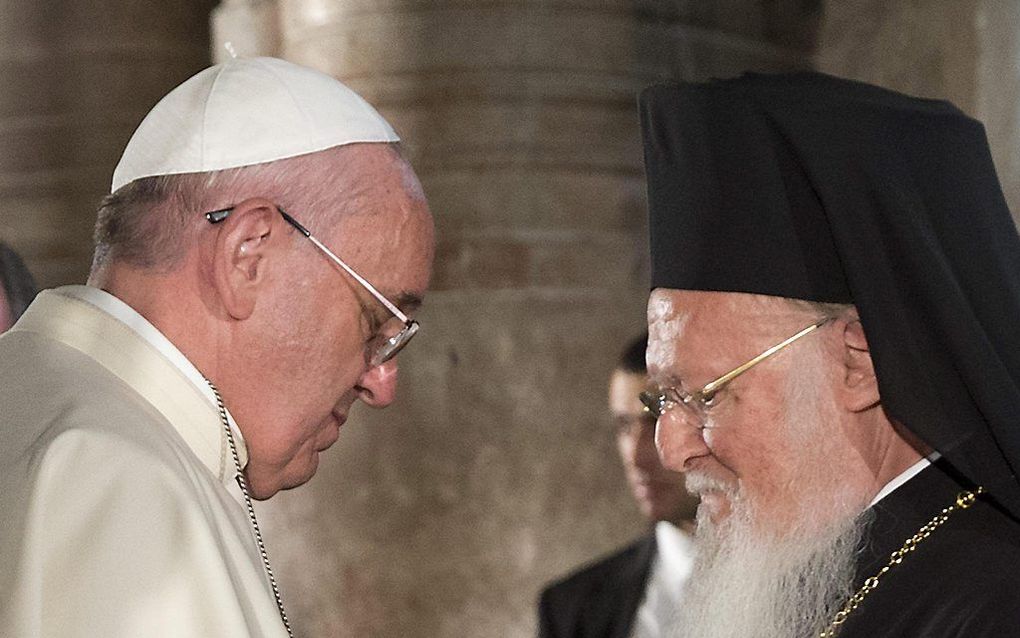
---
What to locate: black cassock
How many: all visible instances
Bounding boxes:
[837,460,1020,637]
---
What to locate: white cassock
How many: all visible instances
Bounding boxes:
[0,286,289,637]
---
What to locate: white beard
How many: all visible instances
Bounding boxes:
[668,493,872,638]
[668,339,874,638]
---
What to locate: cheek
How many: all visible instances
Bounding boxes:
[262,332,366,430]
[298,311,367,378]
[702,397,791,489]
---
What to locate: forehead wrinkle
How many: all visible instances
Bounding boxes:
[647,290,782,387]
[723,292,818,338]
[647,290,693,384]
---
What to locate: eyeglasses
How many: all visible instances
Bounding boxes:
[639,318,830,426]
[205,206,419,367]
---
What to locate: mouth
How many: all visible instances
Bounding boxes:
[683,472,738,522]
[317,412,346,451]
[695,490,734,524]
[684,470,731,494]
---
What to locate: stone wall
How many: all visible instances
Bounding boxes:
[0,0,216,287]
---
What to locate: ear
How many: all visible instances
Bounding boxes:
[208,198,285,320]
[839,316,881,412]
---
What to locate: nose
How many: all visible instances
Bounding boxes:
[654,410,710,472]
[355,358,398,407]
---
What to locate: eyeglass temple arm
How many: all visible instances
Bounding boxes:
[701,319,829,396]
[276,209,410,323]
[206,207,411,324]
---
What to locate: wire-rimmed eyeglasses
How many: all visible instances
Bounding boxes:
[639,318,830,426]
[205,206,419,367]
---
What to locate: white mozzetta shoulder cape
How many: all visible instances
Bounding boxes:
[0,287,288,637]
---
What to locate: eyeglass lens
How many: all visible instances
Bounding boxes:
[369,320,419,367]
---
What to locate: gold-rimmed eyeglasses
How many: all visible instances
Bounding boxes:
[205,206,419,367]
[639,318,830,426]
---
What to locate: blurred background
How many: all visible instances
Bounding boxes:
[3,1,1020,636]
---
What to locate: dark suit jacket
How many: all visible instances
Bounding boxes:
[538,533,657,638]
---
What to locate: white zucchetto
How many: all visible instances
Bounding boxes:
[112,56,399,192]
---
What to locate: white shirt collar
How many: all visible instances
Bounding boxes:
[869,452,941,507]
[630,522,696,638]
[654,520,695,589]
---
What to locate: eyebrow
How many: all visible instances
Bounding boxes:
[648,371,684,389]
[360,291,421,328]
[393,292,423,313]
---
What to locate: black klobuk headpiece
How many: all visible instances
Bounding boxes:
[641,72,1020,519]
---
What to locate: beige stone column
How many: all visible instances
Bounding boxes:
[816,0,1020,226]
[211,0,281,62]
[0,1,216,286]
[212,2,819,636]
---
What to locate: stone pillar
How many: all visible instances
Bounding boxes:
[816,0,1020,226]
[0,0,216,287]
[210,0,281,63]
[212,2,818,636]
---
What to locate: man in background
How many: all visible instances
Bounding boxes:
[0,57,434,636]
[0,240,38,332]
[539,333,699,638]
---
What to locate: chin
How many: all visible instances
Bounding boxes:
[278,453,320,493]
[245,456,319,500]
[247,479,282,501]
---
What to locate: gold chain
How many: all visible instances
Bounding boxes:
[819,486,985,637]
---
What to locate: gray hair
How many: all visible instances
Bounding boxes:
[90,143,402,274]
